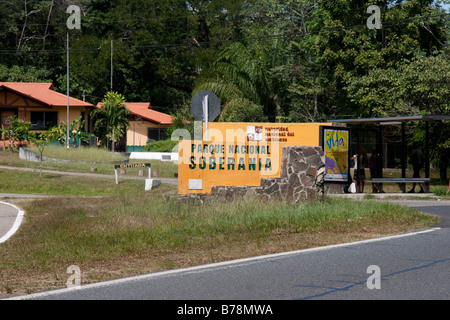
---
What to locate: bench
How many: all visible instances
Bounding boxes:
[366,178,431,193]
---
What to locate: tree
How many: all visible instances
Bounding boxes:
[238,0,322,122]
[46,116,93,148]
[0,64,50,82]
[30,130,56,177]
[194,42,271,122]
[304,0,449,118]
[346,55,450,118]
[92,92,130,152]
[5,115,32,150]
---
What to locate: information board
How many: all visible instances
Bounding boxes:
[320,126,351,183]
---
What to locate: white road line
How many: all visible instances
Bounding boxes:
[5,227,442,300]
[0,201,25,244]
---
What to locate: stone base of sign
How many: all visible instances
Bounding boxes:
[145,179,161,191]
[177,146,325,203]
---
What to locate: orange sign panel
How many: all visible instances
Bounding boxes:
[178,122,330,194]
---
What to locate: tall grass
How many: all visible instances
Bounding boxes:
[29,145,127,162]
[1,194,436,270]
[0,168,150,196]
[432,186,450,197]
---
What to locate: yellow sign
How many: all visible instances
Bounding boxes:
[178,122,330,194]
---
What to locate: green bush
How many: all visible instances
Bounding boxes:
[144,139,178,152]
[433,186,449,197]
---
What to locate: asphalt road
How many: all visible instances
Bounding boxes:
[7,200,449,301]
[391,200,450,228]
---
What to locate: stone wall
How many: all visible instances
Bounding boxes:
[179,146,325,203]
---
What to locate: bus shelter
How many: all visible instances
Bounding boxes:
[327,115,450,193]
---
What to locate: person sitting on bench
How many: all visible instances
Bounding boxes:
[408,142,425,193]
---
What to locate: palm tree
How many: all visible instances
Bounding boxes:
[92,92,130,152]
[193,42,276,122]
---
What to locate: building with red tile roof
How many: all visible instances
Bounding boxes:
[96,102,174,151]
[0,82,95,149]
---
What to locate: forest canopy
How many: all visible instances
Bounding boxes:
[0,0,449,124]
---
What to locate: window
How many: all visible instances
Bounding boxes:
[147,128,168,142]
[30,112,58,129]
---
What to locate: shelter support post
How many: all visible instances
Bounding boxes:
[401,122,406,179]
[425,121,430,191]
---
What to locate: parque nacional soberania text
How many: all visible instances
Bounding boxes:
[188,143,273,171]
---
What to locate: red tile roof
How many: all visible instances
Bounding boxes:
[0,82,94,107]
[96,102,173,125]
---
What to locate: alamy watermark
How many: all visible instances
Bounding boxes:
[67,5,81,30]
[367,5,382,30]
[65,3,381,34]
[366,265,381,290]
[66,265,81,289]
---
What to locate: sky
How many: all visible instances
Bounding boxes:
[438,1,450,11]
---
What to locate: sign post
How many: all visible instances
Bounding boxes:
[203,95,209,140]
[114,163,151,185]
[191,90,221,141]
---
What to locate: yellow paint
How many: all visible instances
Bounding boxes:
[126,121,171,147]
[46,106,81,126]
[178,122,330,194]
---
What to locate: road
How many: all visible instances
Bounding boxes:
[0,201,25,244]
[6,199,449,301]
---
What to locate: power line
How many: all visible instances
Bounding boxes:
[0,11,449,56]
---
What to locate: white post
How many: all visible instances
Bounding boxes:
[115,168,118,185]
[203,95,209,141]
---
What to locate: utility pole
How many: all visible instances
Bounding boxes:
[111,40,113,92]
[67,32,70,149]
[65,4,81,149]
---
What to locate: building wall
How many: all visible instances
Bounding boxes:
[126,120,171,147]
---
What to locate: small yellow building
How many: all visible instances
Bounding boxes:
[0,82,94,148]
[96,102,174,152]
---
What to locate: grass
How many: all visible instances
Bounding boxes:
[432,186,450,197]
[0,168,149,196]
[0,149,443,297]
[29,145,128,162]
[0,149,178,179]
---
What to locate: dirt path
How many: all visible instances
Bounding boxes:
[0,165,178,185]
